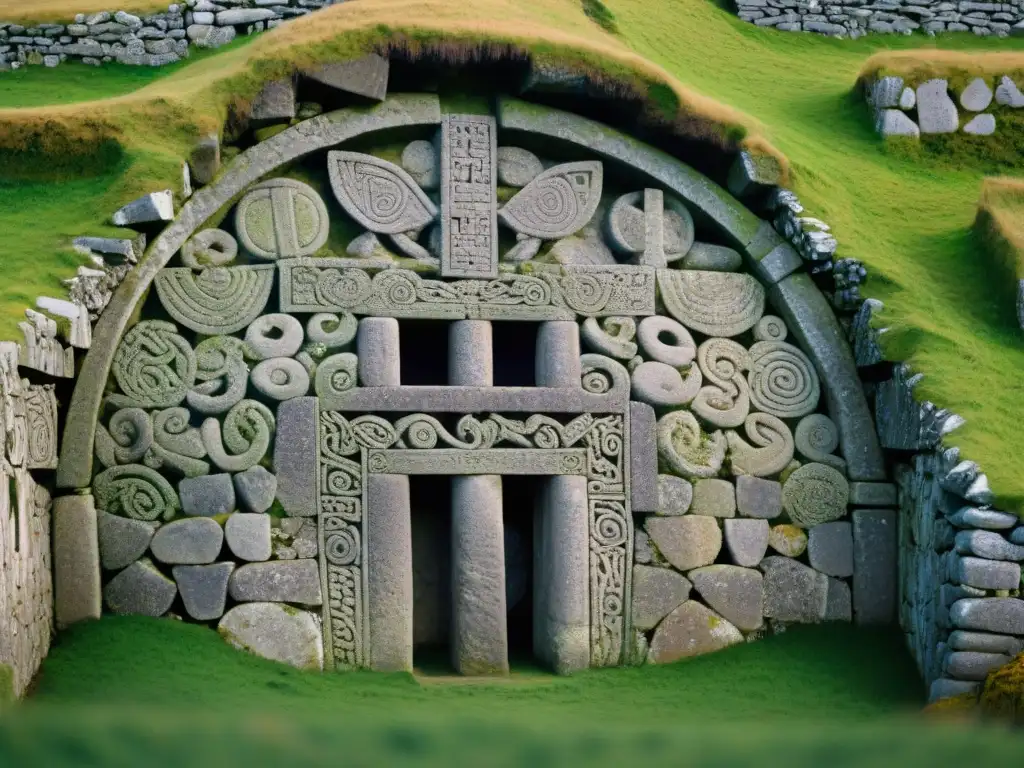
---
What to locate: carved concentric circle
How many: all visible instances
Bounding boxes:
[747,340,820,419]
[235,178,330,260]
[782,462,849,527]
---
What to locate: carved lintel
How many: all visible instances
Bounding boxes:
[366,448,588,476]
[319,385,629,414]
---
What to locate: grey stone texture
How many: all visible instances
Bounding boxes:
[151,518,224,565]
[949,630,1023,656]
[631,564,692,631]
[949,506,1018,530]
[358,317,401,386]
[759,556,828,622]
[645,515,722,572]
[768,524,807,558]
[723,518,769,567]
[190,135,220,186]
[852,509,897,625]
[366,473,413,671]
[735,476,782,519]
[104,558,176,616]
[648,601,743,664]
[451,475,509,675]
[952,555,1021,590]
[306,55,390,102]
[945,651,1012,681]
[173,563,234,621]
[808,522,854,578]
[996,75,1024,107]
[916,80,959,134]
[951,598,1024,635]
[274,397,318,517]
[690,479,736,518]
[233,466,277,514]
[112,190,174,227]
[250,79,296,124]
[954,530,1024,562]
[497,146,544,187]
[179,473,235,517]
[875,109,919,138]
[657,474,693,516]
[449,320,493,386]
[849,482,897,507]
[97,510,154,571]
[963,114,996,136]
[630,402,658,514]
[681,242,743,272]
[929,678,980,703]
[535,321,581,388]
[225,513,272,562]
[53,494,102,627]
[959,78,993,112]
[219,603,323,670]
[229,560,322,605]
[825,577,852,622]
[689,565,764,631]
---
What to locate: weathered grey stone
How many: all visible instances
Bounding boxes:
[224,513,272,562]
[1011,527,1024,545]
[869,75,904,108]
[948,507,1018,530]
[645,515,721,571]
[217,9,276,26]
[104,558,177,616]
[735,475,782,519]
[825,577,852,621]
[631,565,692,631]
[634,528,654,565]
[899,87,916,110]
[658,269,764,338]
[953,555,1021,590]
[691,479,736,518]
[875,109,920,138]
[245,314,303,360]
[366,473,413,671]
[173,562,234,621]
[274,397,317,517]
[53,494,102,628]
[306,55,389,102]
[449,320,493,386]
[959,78,993,111]
[190,134,220,186]
[769,524,808,557]
[180,229,237,269]
[726,150,782,198]
[808,522,853,577]
[179,473,235,517]
[657,474,693,516]
[782,463,849,527]
[219,603,323,670]
[723,518,768,567]
[112,190,174,227]
[151,517,223,565]
[955,529,1024,562]
[648,601,743,663]
[358,317,401,386]
[916,79,958,134]
[229,560,322,605]
[849,482,897,507]
[951,598,1024,634]
[251,357,310,401]
[548,233,617,266]
[759,556,828,622]
[73,235,146,262]
[689,565,763,631]
[497,146,544,187]
[236,179,329,261]
[398,140,438,191]
[680,242,743,272]
[929,678,980,702]
[630,402,658,513]
[945,650,1011,681]
[233,466,276,514]
[536,321,582,388]
[963,114,996,135]
[995,75,1024,107]
[852,509,897,625]
[637,315,696,367]
[631,361,701,407]
[768,274,885,481]
[581,317,637,360]
[97,510,155,570]
[950,630,1023,656]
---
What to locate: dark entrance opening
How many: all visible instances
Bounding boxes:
[503,475,540,665]
[410,474,452,672]
[400,320,450,385]
[492,321,538,387]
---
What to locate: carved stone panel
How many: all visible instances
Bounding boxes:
[441,114,499,279]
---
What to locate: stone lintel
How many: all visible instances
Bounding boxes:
[367,449,588,476]
[319,385,628,413]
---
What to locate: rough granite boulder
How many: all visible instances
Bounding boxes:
[631,565,692,631]
[916,79,958,134]
[688,565,763,631]
[735,476,782,519]
[690,479,736,518]
[225,513,272,562]
[657,474,693,515]
[645,516,722,572]
[104,558,177,616]
[150,517,224,565]
[218,602,323,670]
[808,521,854,577]
[759,556,828,622]
[229,560,323,605]
[180,474,236,517]
[648,601,743,664]
[723,518,769,567]
[233,466,277,514]
[97,510,155,571]
[950,598,1024,635]
[173,563,234,621]
[768,524,807,558]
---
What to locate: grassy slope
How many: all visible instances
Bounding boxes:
[0,0,170,22]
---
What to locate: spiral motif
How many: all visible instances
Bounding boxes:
[367,452,388,473]
[561,273,613,314]
[519,280,550,306]
[602,593,623,616]
[94,464,179,521]
[349,416,397,449]
[754,315,788,342]
[781,462,849,527]
[580,354,629,398]
[794,413,845,470]
[594,509,627,547]
[326,465,359,494]
[314,353,358,399]
[108,408,153,464]
[747,341,820,419]
[657,410,726,479]
[582,370,612,394]
[534,425,560,449]
[405,419,439,449]
[110,320,196,409]
[320,269,373,308]
[325,524,361,566]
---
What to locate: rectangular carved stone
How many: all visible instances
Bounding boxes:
[366,473,413,672]
[24,384,58,470]
[319,385,629,414]
[274,398,318,517]
[629,402,658,513]
[53,494,102,628]
[852,508,897,626]
[366,449,588,476]
[441,114,498,279]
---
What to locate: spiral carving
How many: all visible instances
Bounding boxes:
[657,410,726,479]
[754,315,788,342]
[187,336,249,415]
[561,273,615,315]
[794,413,846,471]
[155,266,275,335]
[319,268,373,308]
[593,503,628,547]
[314,353,358,399]
[180,229,238,269]
[325,520,361,566]
[146,406,209,478]
[94,464,180,521]
[692,338,750,429]
[307,312,357,350]
[782,462,849,527]
[201,399,275,473]
[109,320,196,409]
[108,408,153,464]
[726,412,794,478]
[498,161,602,240]
[580,354,630,399]
[747,341,820,419]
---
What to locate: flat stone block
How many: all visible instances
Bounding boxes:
[631,564,692,631]
[173,563,234,621]
[690,478,736,518]
[949,630,1023,656]
[954,529,1024,562]
[949,507,1018,530]
[219,603,323,670]
[179,473,235,517]
[250,78,295,123]
[104,558,176,616]
[951,598,1024,634]
[648,601,743,664]
[849,482,897,507]
[689,565,763,631]
[357,317,400,386]
[151,517,224,565]
[657,474,693,516]
[954,556,1021,590]
[97,509,154,571]
[645,515,721,572]
[274,397,318,517]
[723,518,768,567]
[229,560,322,606]
[367,473,413,671]
[808,522,853,577]
[928,678,980,702]
[759,556,828,623]
[852,509,897,625]
[768,524,807,558]
[735,475,781,519]
[825,577,852,621]
[945,650,1011,681]
[53,494,102,628]
[233,466,277,514]
[630,402,658,513]
[112,190,174,227]
[225,513,272,562]
[306,54,389,102]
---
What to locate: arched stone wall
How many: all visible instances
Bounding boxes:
[51,79,893,673]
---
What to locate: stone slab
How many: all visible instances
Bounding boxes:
[645,515,722,572]
[274,397,318,517]
[950,598,1024,635]
[229,560,323,605]
[648,601,743,664]
[630,401,658,513]
[97,509,154,571]
[631,564,692,631]
[723,518,769,567]
[808,521,854,578]
[441,114,498,279]
[173,563,234,621]
[852,509,897,625]
[367,449,588,476]
[53,494,102,628]
[225,513,272,562]
[735,475,782,519]
[305,54,389,101]
[103,558,176,616]
[689,565,763,631]
[219,603,323,670]
[849,482,897,507]
[320,385,629,413]
[366,473,413,672]
[151,517,224,565]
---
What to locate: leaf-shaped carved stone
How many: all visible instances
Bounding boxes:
[498,161,603,240]
[327,150,438,234]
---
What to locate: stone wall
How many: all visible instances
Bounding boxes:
[0,0,345,71]
[735,0,1024,37]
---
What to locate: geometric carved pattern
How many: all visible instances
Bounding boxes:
[154,266,275,335]
[24,384,58,470]
[440,114,498,279]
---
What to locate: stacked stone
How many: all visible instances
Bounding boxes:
[735,0,1024,38]
[867,74,1024,139]
[0,0,346,71]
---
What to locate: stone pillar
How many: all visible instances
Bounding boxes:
[357,317,400,386]
[448,320,493,386]
[53,494,102,628]
[534,475,590,674]
[451,475,508,675]
[366,474,413,671]
[536,320,580,387]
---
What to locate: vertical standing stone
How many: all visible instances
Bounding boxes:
[366,474,413,671]
[630,401,658,513]
[274,397,318,517]
[440,114,498,279]
[448,320,493,386]
[534,475,590,674]
[357,317,400,386]
[536,321,581,387]
[53,494,102,628]
[451,475,508,675]
[642,188,666,268]
[852,508,897,625]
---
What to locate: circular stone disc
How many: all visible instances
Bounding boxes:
[781,462,849,528]
[235,178,330,260]
[607,191,695,256]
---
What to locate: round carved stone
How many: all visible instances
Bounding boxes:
[606,191,694,257]
[631,361,701,407]
[753,315,788,342]
[106,408,153,465]
[498,161,602,240]
[726,412,794,478]
[235,178,330,260]
[747,341,820,420]
[691,338,750,429]
[307,313,357,350]
[94,463,180,521]
[400,140,439,191]
[496,146,544,187]
[637,316,696,367]
[180,229,238,269]
[251,357,311,401]
[794,413,845,471]
[245,314,304,360]
[657,270,765,337]
[109,320,196,409]
[657,410,726,479]
[187,336,250,416]
[328,151,438,235]
[155,266,275,336]
[581,316,638,360]
[201,399,275,473]
[314,353,358,398]
[781,462,849,527]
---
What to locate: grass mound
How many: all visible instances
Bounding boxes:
[976,177,1024,300]
[0,0,171,23]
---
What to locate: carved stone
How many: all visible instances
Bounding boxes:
[658,410,726,479]
[328,151,438,235]
[246,313,304,360]
[657,269,765,337]
[441,114,499,278]
[794,413,845,471]
[201,399,275,473]
[251,357,311,401]
[156,266,276,337]
[753,315,788,342]
[307,312,357,350]
[148,407,208,477]
[637,315,696,367]
[187,336,250,415]
[692,338,750,429]
[315,353,358,398]
[606,190,693,263]
[180,229,238,269]
[275,397,318,517]
[94,464,180,521]
[630,361,701,407]
[500,161,602,241]
[726,413,794,478]
[25,385,58,469]
[746,340,820,420]
[781,462,849,527]
[109,320,196,409]
[581,317,637,360]
[235,178,330,260]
